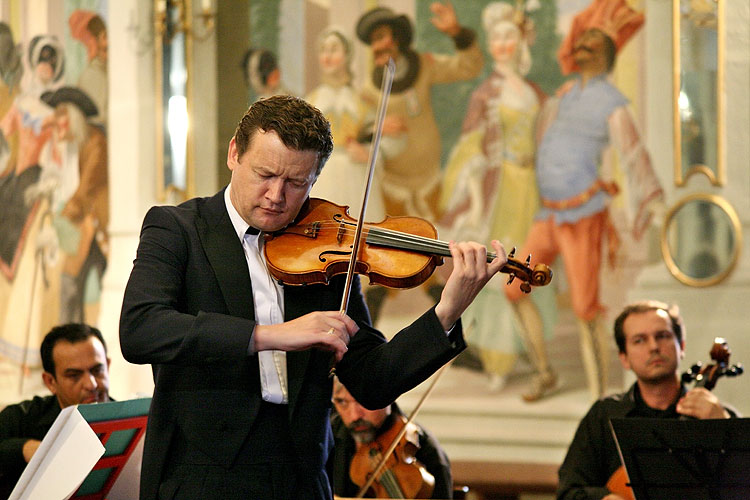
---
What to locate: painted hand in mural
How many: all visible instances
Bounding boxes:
[429,2,460,37]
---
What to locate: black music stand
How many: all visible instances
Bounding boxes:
[610,417,750,500]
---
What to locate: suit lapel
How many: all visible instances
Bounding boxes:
[197,190,255,320]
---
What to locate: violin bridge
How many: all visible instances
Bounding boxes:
[303,221,320,238]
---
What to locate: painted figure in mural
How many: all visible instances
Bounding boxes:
[0,323,111,498]
[356,2,484,322]
[439,2,546,390]
[0,35,64,274]
[120,95,507,500]
[307,27,386,221]
[241,47,291,101]
[328,376,453,499]
[69,10,108,127]
[505,0,664,402]
[557,301,738,500]
[0,22,23,120]
[31,87,108,324]
[356,2,483,221]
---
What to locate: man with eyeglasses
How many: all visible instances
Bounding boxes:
[328,376,453,498]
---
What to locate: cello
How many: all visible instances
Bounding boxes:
[606,337,743,499]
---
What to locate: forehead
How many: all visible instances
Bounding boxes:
[245,130,318,174]
[333,380,350,397]
[623,309,673,337]
[371,24,394,40]
[321,33,345,50]
[490,22,520,38]
[52,337,106,371]
[579,29,606,43]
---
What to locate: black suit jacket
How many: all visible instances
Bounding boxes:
[119,189,465,500]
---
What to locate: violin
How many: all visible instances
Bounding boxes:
[606,337,744,500]
[348,414,435,499]
[264,198,552,292]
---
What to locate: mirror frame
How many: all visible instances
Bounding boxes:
[672,0,725,187]
[155,0,196,203]
[661,193,741,287]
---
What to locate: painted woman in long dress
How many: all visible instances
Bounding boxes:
[307,28,387,221]
[439,2,551,390]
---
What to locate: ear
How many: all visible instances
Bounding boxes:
[618,351,631,371]
[42,371,58,395]
[227,137,238,171]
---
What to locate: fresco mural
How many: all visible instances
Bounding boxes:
[0,1,108,399]
[232,0,659,402]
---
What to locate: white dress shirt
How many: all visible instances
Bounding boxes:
[225,187,288,404]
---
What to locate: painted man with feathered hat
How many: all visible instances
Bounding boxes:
[505,0,665,403]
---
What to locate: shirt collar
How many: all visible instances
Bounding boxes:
[224,184,258,243]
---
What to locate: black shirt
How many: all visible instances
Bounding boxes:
[556,383,738,500]
[0,395,61,498]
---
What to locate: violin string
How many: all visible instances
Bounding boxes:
[300,221,500,261]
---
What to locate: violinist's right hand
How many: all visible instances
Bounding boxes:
[253,311,359,362]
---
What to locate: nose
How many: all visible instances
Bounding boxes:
[265,178,285,203]
[82,371,98,391]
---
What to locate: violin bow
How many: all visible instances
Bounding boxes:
[337,58,395,316]
[355,359,454,497]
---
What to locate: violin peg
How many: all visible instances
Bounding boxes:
[525,254,531,266]
[520,282,531,294]
[507,274,516,285]
[508,247,516,258]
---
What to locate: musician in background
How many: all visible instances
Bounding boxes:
[557,301,739,500]
[329,377,452,499]
[0,323,111,497]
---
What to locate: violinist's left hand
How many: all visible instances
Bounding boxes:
[676,387,731,419]
[434,240,506,330]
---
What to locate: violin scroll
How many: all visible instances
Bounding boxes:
[504,247,553,294]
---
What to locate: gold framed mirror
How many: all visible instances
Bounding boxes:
[155,0,196,203]
[661,193,741,287]
[673,0,724,186]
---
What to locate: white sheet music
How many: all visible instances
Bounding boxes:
[9,405,105,500]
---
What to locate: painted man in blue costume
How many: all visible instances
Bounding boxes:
[506,0,664,402]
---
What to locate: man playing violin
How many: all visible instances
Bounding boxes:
[119,94,507,500]
[329,377,452,499]
[557,301,739,500]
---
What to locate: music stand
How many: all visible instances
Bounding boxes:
[610,417,750,500]
[71,398,151,500]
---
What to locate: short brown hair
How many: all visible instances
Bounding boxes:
[613,301,684,353]
[233,95,333,175]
